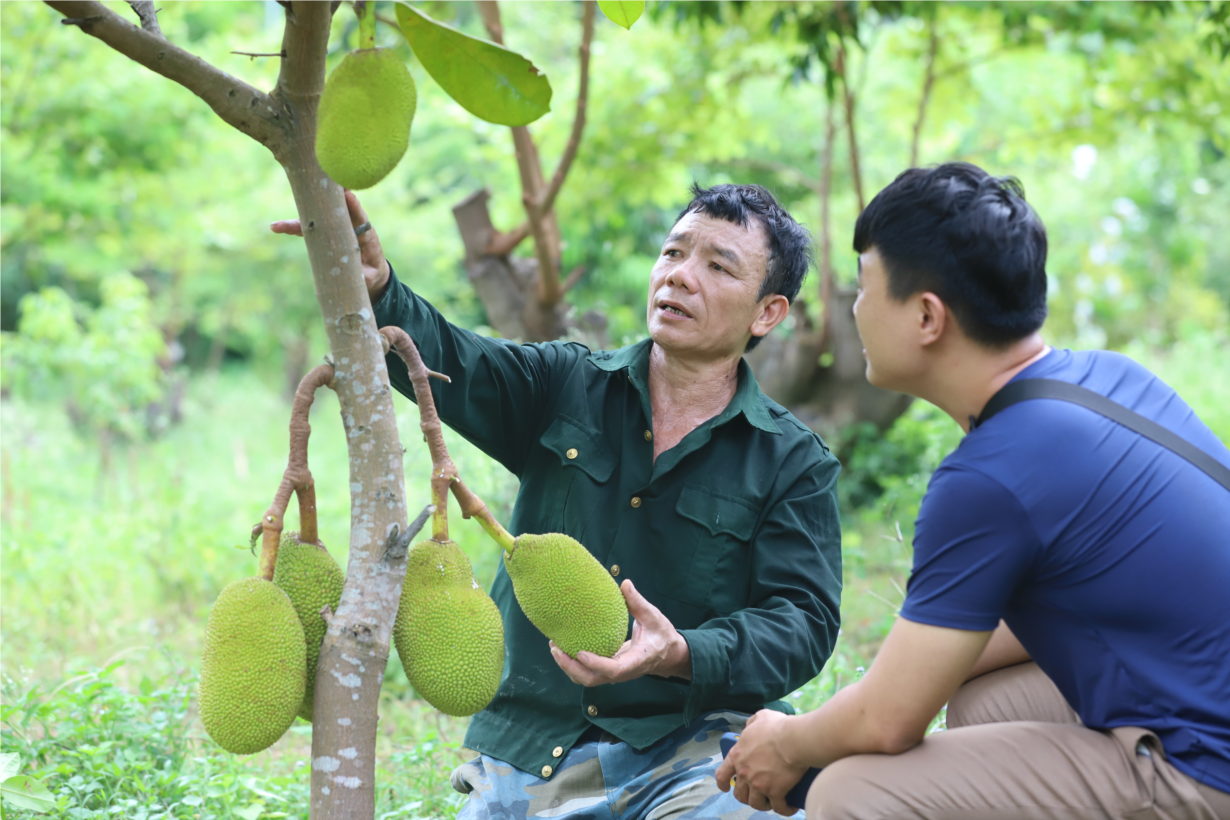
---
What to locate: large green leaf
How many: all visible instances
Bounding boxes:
[598,1,644,30]
[1,776,55,813]
[395,3,551,127]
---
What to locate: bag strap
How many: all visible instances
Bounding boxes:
[975,378,1230,493]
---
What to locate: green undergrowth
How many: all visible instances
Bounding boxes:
[3,335,1226,817]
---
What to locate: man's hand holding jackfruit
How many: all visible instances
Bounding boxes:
[271,190,391,303]
[549,579,692,686]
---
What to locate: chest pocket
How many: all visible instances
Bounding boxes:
[537,415,617,543]
[654,484,760,615]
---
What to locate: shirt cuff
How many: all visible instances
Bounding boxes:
[372,261,400,327]
[676,628,728,724]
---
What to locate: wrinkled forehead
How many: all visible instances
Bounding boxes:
[667,210,771,255]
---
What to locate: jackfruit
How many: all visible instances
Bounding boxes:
[199,577,306,755]
[394,539,504,716]
[273,530,345,722]
[505,533,628,659]
[315,48,417,190]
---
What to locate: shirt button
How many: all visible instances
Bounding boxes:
[542,765,553,778]
[587,705,598,717]
[643,430,652,441]
[566,448,578,459]
[610,564,620,577]
[630,496,641,508]
[552,746,564,758]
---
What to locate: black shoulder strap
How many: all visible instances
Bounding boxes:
[975,378,1230,493]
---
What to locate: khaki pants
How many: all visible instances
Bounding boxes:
[806,662,1230,820]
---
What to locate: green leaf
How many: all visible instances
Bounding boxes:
[0,757,18,782]
[598,0,644,29]
[394,3,551,126]
[235,804,264,820]
[1,776,56,813]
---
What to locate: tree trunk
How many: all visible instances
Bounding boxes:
[272,6,412,818]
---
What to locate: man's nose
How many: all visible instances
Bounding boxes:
[666,258,699,292]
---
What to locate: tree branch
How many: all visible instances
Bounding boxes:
[478,0,564,308]
[124,1,161,37]
[45,1,284,151]
[835,42,865,213]
[559,264,586,296]
[484,221,531,256]
[538,1,595,217]
[818,100,836,352]
[910,18,939,168]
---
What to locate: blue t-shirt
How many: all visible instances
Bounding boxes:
[901,348,1230,793]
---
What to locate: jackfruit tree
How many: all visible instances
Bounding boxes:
[41,2,628,818]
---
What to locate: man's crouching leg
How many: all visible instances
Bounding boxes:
[448,712,808,820]
[805,721,1227,820]
[450,744,606,820]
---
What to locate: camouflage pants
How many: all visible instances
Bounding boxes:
[450,711,803,820]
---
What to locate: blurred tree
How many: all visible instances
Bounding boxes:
[1,272,167,478]
[448,1,603,344]
[649,0,1229,439]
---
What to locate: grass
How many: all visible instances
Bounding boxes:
[3,334,1227,818]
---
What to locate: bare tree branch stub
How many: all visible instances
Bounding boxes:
[125,0,162,37]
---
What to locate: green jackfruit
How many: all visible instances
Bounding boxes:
[394,539,504,716]
[505,533,628,659]
[199,577,306,755]
[273,531,345,722]
[315,48,417,190]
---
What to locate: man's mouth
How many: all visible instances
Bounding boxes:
[658,302,692,318]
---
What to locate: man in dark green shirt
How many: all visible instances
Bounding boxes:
[274,183,841,819]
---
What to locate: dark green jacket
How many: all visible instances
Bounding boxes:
[374,269,842,779]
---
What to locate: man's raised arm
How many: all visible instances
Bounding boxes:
[272,192,585,476]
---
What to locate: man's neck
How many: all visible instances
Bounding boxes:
[646,343,741,459]
[912,333,1051,433]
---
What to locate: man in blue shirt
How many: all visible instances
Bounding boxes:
[717,162,1230,820]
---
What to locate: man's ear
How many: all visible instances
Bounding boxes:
[750,294,791,340]
[918,292,949,347]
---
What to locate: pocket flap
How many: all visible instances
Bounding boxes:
[539,415,617,483]
[675,484,760,540]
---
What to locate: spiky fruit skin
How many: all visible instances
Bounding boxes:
[505,533,629,659]
[315,48,416,190]
[273,531,345,722]
[199,577,306,755]
[393,540,504,717]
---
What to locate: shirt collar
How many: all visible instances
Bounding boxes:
[588,339,780,435]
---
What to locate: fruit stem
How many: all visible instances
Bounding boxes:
[379,326,456,542]
[450,477,517,554]
[356,0,376,50]
[258,364,336,579]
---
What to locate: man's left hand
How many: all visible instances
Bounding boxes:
[715,710,807,817]
[550,579,691,685]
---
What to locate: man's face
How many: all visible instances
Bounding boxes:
[852,247,925,390]
[646,211,772,359]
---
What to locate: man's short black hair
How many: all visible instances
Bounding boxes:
[853,162,1048,347]
[676,182,813,352]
